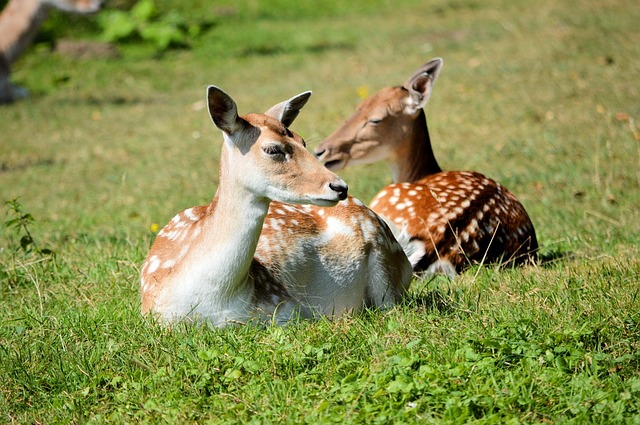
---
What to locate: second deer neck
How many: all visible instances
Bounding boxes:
[390,110,442,183]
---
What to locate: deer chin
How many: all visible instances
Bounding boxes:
[308,197,341,207]
[264,188,341,207]
[323,158,347,171]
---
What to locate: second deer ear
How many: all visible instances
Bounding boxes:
[403,58,443,113]
[264,91,312,127]
[207,85,241,135]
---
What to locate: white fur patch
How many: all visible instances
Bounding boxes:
[426,259,456,278]
[147,256,160,274]
[324,216,355,238]
[391,224,425,269]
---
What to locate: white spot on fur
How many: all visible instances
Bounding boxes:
[184,208,198,221]
[426,259,456,278]
[148,256,160,273]
[165,230,182,241]
[325,216,355,237]
[361,218,377,241]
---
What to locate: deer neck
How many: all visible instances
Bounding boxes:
[0,0,50,64]
[181,167,270,309]
[390,110,442,183]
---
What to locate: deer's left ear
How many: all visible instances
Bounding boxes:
[403,58,443,113]
[264,91,312,127]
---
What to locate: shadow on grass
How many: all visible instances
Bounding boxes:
[54,94,159,106]
[536,248,573,268]
[405,279,455,314]
[238,40,353,57]
[1,158,58,173]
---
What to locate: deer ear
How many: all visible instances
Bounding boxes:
[403,58,443,113]
[207,85,242,135]
[264,91,312,127]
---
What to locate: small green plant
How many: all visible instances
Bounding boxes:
[97,0,212,51]
[4,199,54,256]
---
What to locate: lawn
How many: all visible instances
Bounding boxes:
[1,0,639,423]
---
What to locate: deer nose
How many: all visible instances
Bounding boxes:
[314,147,326,159]
[329,180,348,200]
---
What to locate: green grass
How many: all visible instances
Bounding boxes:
[1,0,639,422]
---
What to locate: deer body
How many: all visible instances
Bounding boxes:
[0,0,102,104]
[315,58,537,277]
[141,87,412,326]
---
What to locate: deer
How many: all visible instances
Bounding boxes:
[0,0,103,104]
[140,86,413,327]
[314,58,538,278]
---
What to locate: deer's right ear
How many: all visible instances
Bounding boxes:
[207,85,241,135]
[403,58,443,113]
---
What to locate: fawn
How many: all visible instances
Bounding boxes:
[315,58,537,277]
[141,86,413,326]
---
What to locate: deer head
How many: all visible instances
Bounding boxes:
[208,86,348,207]
[315,58,443,181]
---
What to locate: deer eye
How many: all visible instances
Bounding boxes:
[262,143,287,159]
[368,118,383,125]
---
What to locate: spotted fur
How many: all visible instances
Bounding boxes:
[140,86,412,326]
[369,171,537,274]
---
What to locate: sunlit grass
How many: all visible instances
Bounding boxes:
[1,0,639,422]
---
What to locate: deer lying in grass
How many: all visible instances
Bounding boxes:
[315,58,537,277]
[141,86,413,326]
[0,0,103,104]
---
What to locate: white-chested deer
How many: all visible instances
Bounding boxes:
[140,86,413,326]
[315,58,537,277]
[0,0,103,104]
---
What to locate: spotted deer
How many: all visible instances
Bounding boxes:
[315,58,538,277]
[0,0,103,104]
[140,86,413,326]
